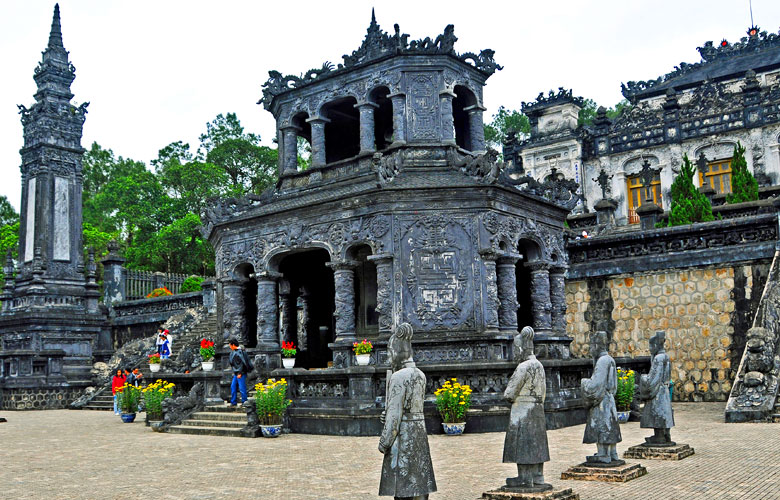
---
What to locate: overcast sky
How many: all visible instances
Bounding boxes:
[1,0,779,211]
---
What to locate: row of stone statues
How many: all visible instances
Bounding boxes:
[377,325,676,499]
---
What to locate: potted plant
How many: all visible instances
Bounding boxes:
[434,378,472,435]
[117,383,141,423]
[143,379,175,423]
[200,339,215,371]
[254,378,293,437]
[281,341,297,369]
[616,367,635,423]
[148,352,161,373]
[352,339,373,366]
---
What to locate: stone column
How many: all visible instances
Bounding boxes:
[440,90,456,145]
[255,271,281,349]
[479,250,500,333]
[465,104,487,152]
[356,102,379,154]
[278,279,294,344]
[367,254,393,336]
[101,240,125,307]
[526,262,552,334]
[221,279,246,344]
[280,125,300,175]
[549,265,568,335]
[388,93,406,145]
[327,260,358,344]
[306,116,330,168]
[201,279,216,313]
[496,254,521,334]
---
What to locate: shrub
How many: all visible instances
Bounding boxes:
[434,378,472,423]
[615,368,635,411]
[255,378,292,425]
[143,380,175,420]
[668,153,714,226]
[146,287,173,298]
[180,276,204,293]
[727,142,758,204]
[117,383,142,414]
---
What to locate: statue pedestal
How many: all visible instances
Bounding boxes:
[624,443,694,460]
[482,486,579,500]
[561,462,647,482]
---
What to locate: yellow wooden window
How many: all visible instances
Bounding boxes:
[699,159,732,194]
[626,173,662,224]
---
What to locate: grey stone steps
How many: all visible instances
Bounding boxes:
[180,419,245,428]
[83,405,113,410]
[189,411,246,421]
[199,405,245,413]
[167,425,244,437]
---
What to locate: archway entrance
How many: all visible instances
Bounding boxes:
[234,263,258,348]
[277,249,334,368]
[348,244,378,336]
[515,239,541,331]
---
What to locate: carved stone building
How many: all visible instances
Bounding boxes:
[505,26,780,226]
[0,6,108,409]
[203,15,602,432]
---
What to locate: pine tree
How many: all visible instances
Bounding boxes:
[726,142,759,204]
[668,153,715,226]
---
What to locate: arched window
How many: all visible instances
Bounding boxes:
[370,86,393,151]
[348,244,378,334]
[322,97,360,163]
[453,85,477,151]
[291,112,311,170]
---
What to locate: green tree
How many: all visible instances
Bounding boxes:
[668,154,715,226]
[0,221,19,286]
[484,106,530,150]
[578,98,631,126]
[0,195,18,227]
[726,142,759,204]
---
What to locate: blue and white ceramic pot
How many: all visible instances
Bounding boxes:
[441,422,466,435]
[261,424,283,437]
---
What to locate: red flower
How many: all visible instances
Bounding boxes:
[282,341,296,350]
[200,339,214,349]
[148,353,160,359]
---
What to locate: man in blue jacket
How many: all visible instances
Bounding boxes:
[228,338,252,406]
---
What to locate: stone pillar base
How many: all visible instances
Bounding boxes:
[482,486,579,500]
[560,462,647,482]
[623,443,694,460]
[253,345,281,372]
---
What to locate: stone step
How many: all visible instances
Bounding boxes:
[189,411,246,422]
[199,405,245,413]
[181,419,245,428]
[167,425,245,437]
[83,405,113,411]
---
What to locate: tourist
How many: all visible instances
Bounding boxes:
[111,368,126,415]
[155,327,165,354]
[127,367,143,387]
[228,338,252,406]
[164,328,173,354]
[159,333,171,360]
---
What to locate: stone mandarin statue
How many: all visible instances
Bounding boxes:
[502,326,552,491]
[638,331,675,445]
[378,323,437,500]
[581,330,623,464]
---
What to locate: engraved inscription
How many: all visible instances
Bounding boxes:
[24,178,36,262]
[53,176,70,261]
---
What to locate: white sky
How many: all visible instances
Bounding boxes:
[1,0,779,211]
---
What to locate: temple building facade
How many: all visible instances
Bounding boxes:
[504,26,780,226]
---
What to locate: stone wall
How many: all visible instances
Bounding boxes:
[0,386,84,410]
[566,264,769,402]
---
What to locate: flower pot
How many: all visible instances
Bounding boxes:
[355,354,371,366]
[149,363,161,373]
[260,424,283,437]
[120,413,137,423]
[441,422,466,435]
[201,361,214,371]
[282,358,295,369]
[617,410,630,423]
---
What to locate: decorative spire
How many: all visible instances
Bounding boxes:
[49,4,64,49]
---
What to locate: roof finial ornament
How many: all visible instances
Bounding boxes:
[49,3,64,49]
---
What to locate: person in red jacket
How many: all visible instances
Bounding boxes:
[111,368,126,415]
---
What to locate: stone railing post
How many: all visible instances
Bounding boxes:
[367,254,394,337]
[440,90,456,145]
[526,261,552,334]
[280,125,300,175]
[306,116,330,168]
[356,102,379,154]
[327,260,358,344]
[479,249,500,333]
[465,104,487,152]
[153,272,166,291]
[221,279,246,343]
[101,240,125,307]
[496,253,521,335]
[549,265,568,335]
[388,93,407,146]
[201,279,216,314]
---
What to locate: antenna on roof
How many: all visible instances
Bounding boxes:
[749,0,754,27]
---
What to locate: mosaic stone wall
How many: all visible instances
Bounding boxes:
[565,264,769,402]
[0,387,84,410]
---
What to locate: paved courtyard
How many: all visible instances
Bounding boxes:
[1,402,778,500]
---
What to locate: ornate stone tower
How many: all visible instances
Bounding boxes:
[0,5,105,410]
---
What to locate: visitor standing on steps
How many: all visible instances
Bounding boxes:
[228,338,252,406]
[158,333,171,360]
[111,368,126,415]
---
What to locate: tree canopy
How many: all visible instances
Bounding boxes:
[726,142,758,204]
[668,153,715,226]
[484,106,531,151]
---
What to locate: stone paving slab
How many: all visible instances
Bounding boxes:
[1,403,779,499]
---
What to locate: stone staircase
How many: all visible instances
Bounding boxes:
[81,391,115,411]
[169,313,219,363]
[167,403,247,437]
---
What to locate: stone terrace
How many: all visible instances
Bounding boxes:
[1,403,778,499]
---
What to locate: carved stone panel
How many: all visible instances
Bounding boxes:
[53,176,70,261]
[400,215,475,331]
[407,73,439,141]
[24,178,36,262]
